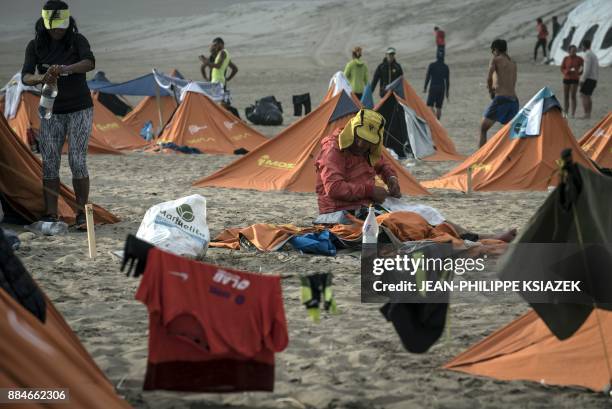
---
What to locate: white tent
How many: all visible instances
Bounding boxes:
[550,0,612,67]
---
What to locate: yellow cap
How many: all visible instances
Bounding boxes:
[42,8,71,30]
[338,109,386,165]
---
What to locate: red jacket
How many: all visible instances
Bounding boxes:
[537,22,548,40]
[436,30,446,46]
[314,128,397,214]
[561,55,584,81]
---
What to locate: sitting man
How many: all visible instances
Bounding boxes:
[314,109,516,242]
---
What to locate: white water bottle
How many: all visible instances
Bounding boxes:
[38,82,58,119]
[362,206,379,244]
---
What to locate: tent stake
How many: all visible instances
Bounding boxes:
[85,204,96,259]
[466,166,473,194]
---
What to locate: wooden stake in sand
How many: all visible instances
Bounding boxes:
[85,204,96,259]
[466,165,473,195]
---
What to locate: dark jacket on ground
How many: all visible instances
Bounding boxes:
[371,59,404,97]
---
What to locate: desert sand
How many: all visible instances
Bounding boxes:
[2,0,612,408]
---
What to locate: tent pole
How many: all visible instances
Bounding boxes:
[155,81,164,138]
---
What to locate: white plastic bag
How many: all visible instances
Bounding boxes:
[136,194,210,258]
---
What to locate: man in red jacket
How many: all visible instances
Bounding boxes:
[315,109,400,215]
[315,109,517,242]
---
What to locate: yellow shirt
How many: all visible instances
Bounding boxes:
[211,50,231,85]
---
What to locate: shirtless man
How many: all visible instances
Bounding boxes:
[479,39,518,147]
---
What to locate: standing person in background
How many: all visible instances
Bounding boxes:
[548,16,562,53]
[579,40,598,119]
[479,39,518,148]
[423,54,450,120]
[534,18,548,62]
[371,48,403,98]
[343,47,368,100]
[434,26,446,59]
[199,37,238,106]
[560,45,583,118]
[21,0,95,228]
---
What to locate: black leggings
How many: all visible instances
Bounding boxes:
[534,38,547,60]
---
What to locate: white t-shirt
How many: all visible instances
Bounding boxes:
[581,50,599,81]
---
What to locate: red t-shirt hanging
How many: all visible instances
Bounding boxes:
[135,247,288,392]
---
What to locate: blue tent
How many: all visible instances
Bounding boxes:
[93,73,171,96]
[87,71,113,90]
[90,70,185,97]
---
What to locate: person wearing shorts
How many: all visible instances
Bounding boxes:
[560,45,583,118]
[423,54,449,120]
[479,39,518,147]
[21,0,95,227]
[579,40,599,119]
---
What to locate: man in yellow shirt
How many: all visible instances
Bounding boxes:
[343,47,369,99]
[199,37,238,105]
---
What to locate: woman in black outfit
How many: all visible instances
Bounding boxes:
[21,0,95,227]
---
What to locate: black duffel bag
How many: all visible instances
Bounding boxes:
[245,96,283,126]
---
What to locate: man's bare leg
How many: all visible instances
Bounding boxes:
[435,108,442,120]
[563,83,570,116]
[479,117,495,148]
[580,94,592,119]
[446,221,517,243]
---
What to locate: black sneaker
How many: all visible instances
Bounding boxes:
[74,212,87,230]
[40,214,59,223]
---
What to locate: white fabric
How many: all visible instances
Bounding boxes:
[2,73,39,119]
[509,87,552,139]
[152,69,224,103]
[581,49,599,80]
[381,197,446,226]
[401,103,435,159]
[136,194,210,258]
[327,71,352,98]
[550,0,612,68]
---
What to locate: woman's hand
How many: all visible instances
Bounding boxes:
[387,176,401,198]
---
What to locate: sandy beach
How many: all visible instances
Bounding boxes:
[2,0,612,408]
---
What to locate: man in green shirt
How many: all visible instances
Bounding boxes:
[343,47,369,99]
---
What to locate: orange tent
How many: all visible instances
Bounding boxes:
[423,95,597,192]
[0,114,119,224]
[375,77,463,161]
[445,309,612,391]
[8,92,122,155]
[122,94,177,135]
[156,91,268,154]
[194,92,429,195]
[579,112,612,168]
[0,286,131,408]
[91,92,148,150]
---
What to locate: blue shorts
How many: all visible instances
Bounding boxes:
[484,96,519,124]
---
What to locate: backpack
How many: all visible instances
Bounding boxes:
[245,96,283,126]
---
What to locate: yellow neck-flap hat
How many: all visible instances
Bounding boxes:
[338,109,386,165]
[42,3,71,30]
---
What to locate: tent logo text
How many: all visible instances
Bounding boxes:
[188,125,208,135]
[257,155,295,170]
[471,163,491,172]
[188,137,216,144]
[224,121,238,130]
[95,123,120,132]
[231,133,249,141]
